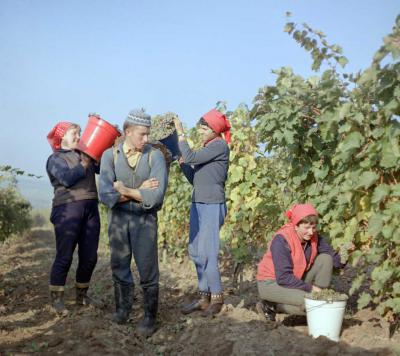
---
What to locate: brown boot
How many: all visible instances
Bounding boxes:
[181,291,210,315]
[76,286,103,308]
[201,293,224,317]
[50,290,68,316]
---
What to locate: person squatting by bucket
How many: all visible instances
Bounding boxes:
[98,109,168,337]
[46,122,101,315]
[173,109,231,317]
[256,203,345,321]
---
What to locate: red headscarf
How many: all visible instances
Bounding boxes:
[202,109,231,144]
[47,122,73,151]
[285,203,318,226]
[257,203,319,281]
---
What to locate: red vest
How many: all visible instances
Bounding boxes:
[256,223,318,281]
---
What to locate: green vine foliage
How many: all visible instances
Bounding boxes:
[252,16,400,319]
[157,154,192,261]
[220,104,287,264]
[0,166,33,241]
[97,16,400,321]
[156,104,288,264]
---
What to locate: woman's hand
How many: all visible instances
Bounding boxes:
[139,178,159,190]
[173,116,184,135]
[312,285,322,293]
[80,152,92,168]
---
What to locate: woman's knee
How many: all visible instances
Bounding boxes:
[258,282,306,306]
[84,255,98,269]
[55,253,73,268]
[315,253,333,268]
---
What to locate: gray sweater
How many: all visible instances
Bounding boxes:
[179,138,229,204]
[99,143,168,213]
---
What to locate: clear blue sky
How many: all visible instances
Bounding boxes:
[0,0,398,177]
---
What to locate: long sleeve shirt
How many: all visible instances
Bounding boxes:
[179,138,229,204]
[46,149,99,207]
[271,235,342,292]
[99,143,167,213]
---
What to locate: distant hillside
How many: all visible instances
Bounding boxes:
[17,176,53,209]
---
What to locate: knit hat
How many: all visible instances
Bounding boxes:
[124,108,151,127]
[202,109,231,144]
[285,203,318,226]
[47,122,74,151]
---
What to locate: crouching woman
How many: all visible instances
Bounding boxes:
[256,203,343,321]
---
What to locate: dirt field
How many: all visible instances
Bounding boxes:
[0,228,399,355]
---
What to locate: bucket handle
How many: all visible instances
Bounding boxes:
[305,299,345,312]
[305,301,330,312]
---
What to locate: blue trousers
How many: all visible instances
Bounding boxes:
[188,202,227,294]
[50,200,100,287]
[108,209,159,289]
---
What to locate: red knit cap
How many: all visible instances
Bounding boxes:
[285,203,318,226]
[47,122,73,151]
[202,109,231,144]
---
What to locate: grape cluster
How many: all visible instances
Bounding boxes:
[150,112,177,141]
[308,288,348,301]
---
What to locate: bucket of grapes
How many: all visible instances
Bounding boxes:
[150,112,181,161]
[304,289,348,342]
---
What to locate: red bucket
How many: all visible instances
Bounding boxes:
[77,114,121,162]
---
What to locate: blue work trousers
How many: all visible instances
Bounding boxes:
[188,202,227,294]
[108,209,159,289]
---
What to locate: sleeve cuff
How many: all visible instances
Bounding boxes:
[304,283,313,292]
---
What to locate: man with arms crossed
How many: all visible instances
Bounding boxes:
[99,109,167,337]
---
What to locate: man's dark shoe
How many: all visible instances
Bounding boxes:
[137,286,158,337]
[112,282,133,324]
[137,315,156,338]
[113,308,130,324]
[181,291,210,315]
[256,300,276,322]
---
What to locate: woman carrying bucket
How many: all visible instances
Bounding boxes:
[173,109,231,317]
[46,122,101,315]
[256,203,343,321]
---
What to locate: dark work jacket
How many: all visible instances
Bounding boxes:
[46,149,98,207]
[179,138,229,204]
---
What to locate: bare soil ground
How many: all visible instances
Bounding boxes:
[0,228,399,355]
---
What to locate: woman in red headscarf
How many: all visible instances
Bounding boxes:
[173,109,231,317]
[256,204,344,321]
[46,122,101,315]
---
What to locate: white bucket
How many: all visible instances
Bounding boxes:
[304,297,347,342]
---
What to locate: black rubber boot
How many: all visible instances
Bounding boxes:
[76,287,103,308]
[137,286,158,337]
[256,300,277,322]
[112,282,133,324]
[50,291,68,316]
